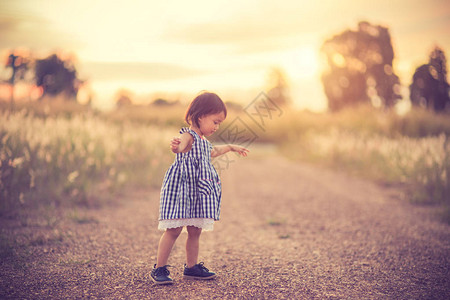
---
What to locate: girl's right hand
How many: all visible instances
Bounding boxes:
[170,137,181,152]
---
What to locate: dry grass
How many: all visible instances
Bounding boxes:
[1,100,449,219]
[0,108,174,212]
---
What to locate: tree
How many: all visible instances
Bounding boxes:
[321,21,401,111]
[410,46,449,112]
[115,89,133,108]
[34,54,80,100]
[5,51,30,110]
[266,67,290,107]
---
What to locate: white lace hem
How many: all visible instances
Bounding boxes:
[158,218,215,231]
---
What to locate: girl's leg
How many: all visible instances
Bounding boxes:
[186,226,202,268]
[156,227,183,267]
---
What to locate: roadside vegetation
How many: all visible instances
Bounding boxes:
[1,101,449,223]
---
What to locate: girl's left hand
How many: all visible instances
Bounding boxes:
[230,145,249,157]
[170,137,181,152]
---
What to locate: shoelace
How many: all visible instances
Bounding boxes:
[197,262,209,272]
[155,265,171,276]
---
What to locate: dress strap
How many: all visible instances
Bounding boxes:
[180,127,201,141]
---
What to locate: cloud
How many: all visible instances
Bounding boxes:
[0,2,80,51]
[165,22,303,55]
[79,62,206,81]
[163,0,450,57]
[163,3,323,54]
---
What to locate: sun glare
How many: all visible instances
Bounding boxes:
[281,46,320,81]
[276,45,327,111]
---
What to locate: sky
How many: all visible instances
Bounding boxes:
[1,0,450,110]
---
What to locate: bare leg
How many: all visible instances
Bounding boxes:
[156,227,182,267]
[186,226,202,268]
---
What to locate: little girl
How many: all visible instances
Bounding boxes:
[151,92,249,285]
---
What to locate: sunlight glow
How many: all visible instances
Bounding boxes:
[281,46,320,80]
[2,0,449,112]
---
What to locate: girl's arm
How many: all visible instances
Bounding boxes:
[211,144,249,158]
[170,132,194,153]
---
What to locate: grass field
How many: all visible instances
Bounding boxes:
[269,106,450,221]
[0,105,174,212]
[1,100,449,222]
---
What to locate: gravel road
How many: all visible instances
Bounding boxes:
[1,155,450,299]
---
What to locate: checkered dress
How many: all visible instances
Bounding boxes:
[158,128,222,228]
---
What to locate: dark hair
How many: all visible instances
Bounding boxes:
[185,92,227,127]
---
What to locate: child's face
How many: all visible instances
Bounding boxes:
[198,111,226,137]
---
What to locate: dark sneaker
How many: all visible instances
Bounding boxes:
[183,262,216,280]
[151,264,173,285]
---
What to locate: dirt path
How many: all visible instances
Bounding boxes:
[1,154,450,299]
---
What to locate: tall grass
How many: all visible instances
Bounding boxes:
[271,106,450,221]
[281,130,449,199]
[0,110,173,212]
[2,100,450,222]
[262,105,450,141]
[105,104,186,127]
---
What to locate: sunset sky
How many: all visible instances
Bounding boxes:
[1,0,449,110]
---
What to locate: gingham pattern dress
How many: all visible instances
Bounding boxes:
[158,127,222,231]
